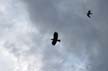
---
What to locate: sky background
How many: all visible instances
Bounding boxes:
[0,0,108,71]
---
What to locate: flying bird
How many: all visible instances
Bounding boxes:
[87,10,93,18]
[51,32,61,46]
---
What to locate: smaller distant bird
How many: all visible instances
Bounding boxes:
[87,10,93,18]
[51,32,61,46]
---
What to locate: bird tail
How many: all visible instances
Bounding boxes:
[57,40,61,42]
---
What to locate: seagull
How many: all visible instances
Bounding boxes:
[87,10,93,18]
[51,32,61,46]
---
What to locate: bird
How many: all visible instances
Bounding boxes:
[87,10,93,18]
[51,32,61,46]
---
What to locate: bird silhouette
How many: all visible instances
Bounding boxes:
[87,10,93,18]
[51,32,61,46]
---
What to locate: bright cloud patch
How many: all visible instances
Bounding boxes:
[0,0,42,71]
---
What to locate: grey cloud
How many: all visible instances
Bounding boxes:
[23,0,108,71]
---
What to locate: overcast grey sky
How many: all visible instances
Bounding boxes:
[0,0,108,71]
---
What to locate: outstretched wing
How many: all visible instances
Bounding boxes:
[54,32,58,39]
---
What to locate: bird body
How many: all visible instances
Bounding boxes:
[87,10,93,18]
[51,32,60,46]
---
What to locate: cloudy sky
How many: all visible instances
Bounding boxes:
[0,0,108,71]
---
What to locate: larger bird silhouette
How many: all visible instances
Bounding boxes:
[51,32,61,46]
[87,10,93,18]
